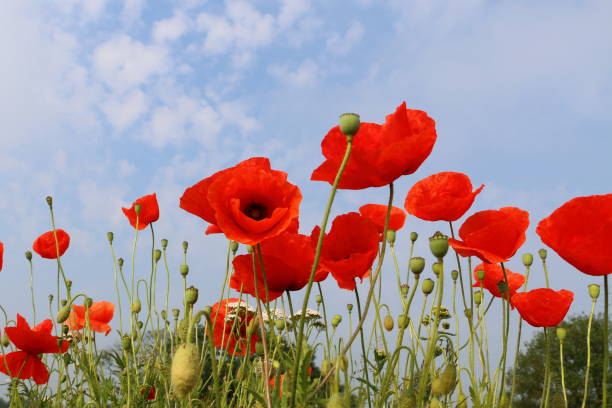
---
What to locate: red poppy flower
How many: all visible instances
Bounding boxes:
[122,193,159,230]
[311,102,437,189]
[358,204,406,237]
[511,288,574,327]
[313,212,379,290]
[67,301,114,336]
[180,158,302,245]
[140,386,156,400]
[210,298,259,356]
[536,194,612,276]
[32,229,70,259]
[0,315,69,384]
[205,225,223,235]
[472,263,525,299]
[448,207,529,264]
[0,242,4,271]
[404,172,484,221]
[230,230,327,302]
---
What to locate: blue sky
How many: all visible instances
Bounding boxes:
[1,0,611,353]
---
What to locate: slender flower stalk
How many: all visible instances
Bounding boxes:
[603,275,609,408]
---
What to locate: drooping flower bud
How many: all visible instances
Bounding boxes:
[131,300,142,314]
[422,278,435,295]
[588,284,600,300]
[57,306,71,323]
[153,249,162,263]
[474,291,483,305]
[431,362,456,396]
[121,335,132,351]
[171,343,201,400]
[255,341,264,355]
[522,253,533,267]
[137,321,144,330]
[1,334,10,347]
[182,241,188,253]
[202,306,212,316]
[331,315,342,328]
[398,315,409,329]
[172,309,180,319]
[107,232,114,244]
[464,308,473,319]
[25,251,32,261]
[118,258,124,268]
[410,232,418,243]
[61,299,68,307]
[429,231,449,259]
[185,286,199,305]
[374,349,387,363]
[386,230,396,245]
[384,315,394,331]
[338,113,360,139]
[337,355,348,372]
[410,257,425,275]
[46,196,53,208]
[161,239,168,249]
[85,297,93,308]
[556,327,567,341]
[246,245,254,253]
[538,248,547,260]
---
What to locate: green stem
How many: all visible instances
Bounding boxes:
[581,298,597,408]
[541,328,551,408]
[559,339,568,408]
[355,286,373,408]
[509,263,531,408]
[603,274,608,408]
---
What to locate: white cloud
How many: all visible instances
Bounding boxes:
[326,21,365,55]
[101,89,148,131]
[268,59,319,87]
[93,35,170,91]
[278,0,311,29]
[121,0,145,21]
[153,13,190,42]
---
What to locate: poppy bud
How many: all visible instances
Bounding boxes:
[331,315,342,328]
[386,230,396,245]
[182,241,188,253]
[107,232,114,243]
[63,353,71,365]
[153,249,162,262]
[275,320,286,330]
[442,322,450,330]
[85,297,93,308]
[161,310,167,320]
[338,113,360,138]
[522,253,533,267]
[137,321,143,330]
[57,306,71,323]
[272,360,280,370]
[476,269,485,281]
[588,284,600,300]
[134,203,142,216]
[185,286,199,305]
[410,257,425,275]
[400,284,409,297]
[246,245,254,253]
[25,251,32,261]
[474,291,483,305]
[161,239,168,249]
[337,355,348,372]
[398,315,409,329]
[538,248,547,260]
[61,299,68,307]
[422,316,431,326]
[132,300,142,314]
[46,196,53,208]
[202,306,212,316]
[230,241,239,253]
[429,231,449,258]
[255,341,264,355]
[410,232,418,242]
[1,334,10,347]
[432,262,442,276]
[49,294,54,302]
[374,349,387,363]
[556,327,567,341]
[171,343,201,400]
[464,308,473,319]
[384,315,394,331]
[431,362,456,395]
[422,278,435,295]
[180,264,189,277]
[497,281,509,296]
[315,295,323,304]
[451,270,459,281]
[346,303,353,312]
[66,280,72,290]
[172,309,180,319]
[118,258,124,268]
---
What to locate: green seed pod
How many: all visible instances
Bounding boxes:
[474,291,483,305]
[179,264,189,277]
[589,284,600,300]
[107,232,114,243]
[182,241,189,253]
[1,334,10,347]
[275,319,286,331]
[46,196,53,208]
[476,269,485,281]
[272,360,280,370]
[429,231,449,258]
[422,278,435,295]
[202,306,212,316]
[153,249,162,262]
[172,309,180,319]
[185,286,199,305]
[131,299,142,314]
[246,245,254,253]
[432,262,443,276]
[121,335,132,351]
[161,238,168,249]
[118,258,124,268]
[171,343,201,400]
[85,297,93,308]
[410,257,425,275]
[331,314,342,328]
[410,232,418,242]
[522,253,533,267]
[315,295,323,304]
[25,251,33,261]
[442,321,450,330]
[386,229,396,245]
[346,303,353,312]
[451,270,459,281]
[538,248,547,260]
[398,315,409,329]
[464,308,473,319]
[338,113,360,138]
[255,341,264,355]
[422,316,431,326]
[230,241,239,253]
[61,299,68,307]
[384,315,394,331]
[57,306,71,324]
[400,284,409,297]
[137,321,143,330]
[556,327,567,341]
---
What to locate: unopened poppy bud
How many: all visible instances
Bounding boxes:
[107,232,114,243]
[556,327,567,341]
[410,257,425,275]
[338,113,360,138]
[398,315,409,329]
[464,308,473,319]
[202,306,212,316]
[121,336,132,351]
[255,341,264,355]
[429,231,449,258]
[49,294,54,302]
[46,196,53,208]
[85,297,93,308]
[474,291,483,305]
[134,203,142,216]
[386,230,396,245]
[410,232,418,242]
[432,262,442,276]
[315,295,323,304]
[331,315,342,328]
[275,319,286,330]
[1,334,10,347]
[246,245,254,254]
[171,343,200,400]
[137,321,144,330]
[476,269,485,281]
[272,360,281,370]
[522,253,533,267]
[118,258,124,268]
[172,309,180,319]
[442,322,450,330]
[61,299,68,307]
[588,284,600,300]
[538,248,547,260]
[153,249,162,262]
[400,284,409,297]
[66,279,73,290]
[422,316,430,326]
[182,241,188,253]
[384,315,394,331]
[161,310,167,320]
[230,241,239,253]
[185,286,199,305]
[431,362,456,396]
[422,278,435,295]
[374,349,387,363]
[25,251,32,261]
[497,281,509,296]
[161,239,168,249]
[180,264,189,277]
[132,300,142,314]
[451,270,459,281]
[346,303,353,312]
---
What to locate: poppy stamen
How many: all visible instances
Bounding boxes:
[244,203,267,221]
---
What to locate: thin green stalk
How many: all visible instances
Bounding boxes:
[510,263,532,408]
[498,263,512,402]
[541,328,551,408]
[559,338,568,408]
[603,275,609,408]
[354,286,373,408]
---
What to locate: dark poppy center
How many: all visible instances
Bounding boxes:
[244,203,267,221]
